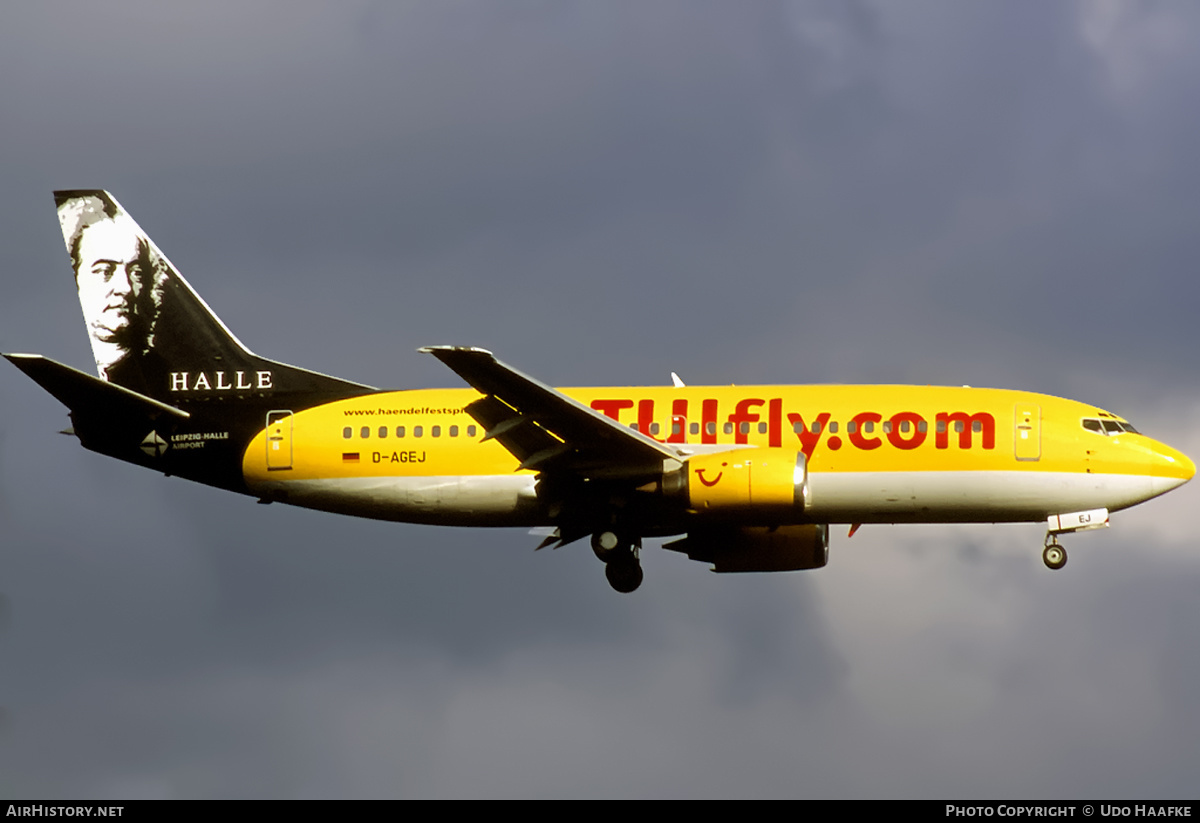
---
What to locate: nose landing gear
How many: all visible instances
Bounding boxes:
[1042,538,1067,570]
[591,530,643,593]
[1041,507,1108,570]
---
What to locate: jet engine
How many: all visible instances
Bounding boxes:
[682,448,808,513]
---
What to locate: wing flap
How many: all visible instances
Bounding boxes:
[465,394,569,472]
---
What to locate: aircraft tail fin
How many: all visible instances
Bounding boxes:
[53,190,371,403]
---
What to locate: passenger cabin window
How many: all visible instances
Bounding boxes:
[342,427,352,439]
[360,426,370,439]
[414,426,423,437]
[450,425,459,437]
[689,423,700,435]
[649,422,660,436]
[467,425,477,437]
[378,426,388,439]
[396,426,405,437]
[432,425,441,437]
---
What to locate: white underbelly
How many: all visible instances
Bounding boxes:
[806,470,1155,523]
[249,474,543,526]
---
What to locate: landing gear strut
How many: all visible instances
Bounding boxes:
[1040,508,1106,570]
[591,530,643,593]
[1042,537,1067,570]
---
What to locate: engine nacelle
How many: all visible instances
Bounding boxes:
[683,448,808,513]
[663,524,829,573]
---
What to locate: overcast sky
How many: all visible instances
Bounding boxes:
[3,1,1200,799]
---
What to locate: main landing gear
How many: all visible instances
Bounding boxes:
[591,530,643,593]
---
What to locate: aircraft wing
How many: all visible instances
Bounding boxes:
[420,346,681,478]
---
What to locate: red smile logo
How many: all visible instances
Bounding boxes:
[696,463,727,487]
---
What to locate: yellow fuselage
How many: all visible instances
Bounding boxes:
[243,384,1194,528]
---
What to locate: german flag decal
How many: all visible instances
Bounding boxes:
[342,453,360,463]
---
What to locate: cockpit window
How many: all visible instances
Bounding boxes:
[1082,417,1140,436]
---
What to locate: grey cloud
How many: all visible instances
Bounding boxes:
[1,0,1199,798]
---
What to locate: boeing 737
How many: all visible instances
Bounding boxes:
[5,190,1193,591]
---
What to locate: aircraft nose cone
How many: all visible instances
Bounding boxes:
[1149,441,1194,496]
[1176,450,1196,482]
[1176,451,1195,484]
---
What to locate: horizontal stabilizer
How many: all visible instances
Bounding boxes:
[3,353,189,422]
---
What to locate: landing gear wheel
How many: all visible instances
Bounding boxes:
[591,530,622,563]
[1042,542,1067,570]
[605,557,644,593]
[592,530,643,592]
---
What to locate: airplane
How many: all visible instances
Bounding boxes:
[4,190,1194,592]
